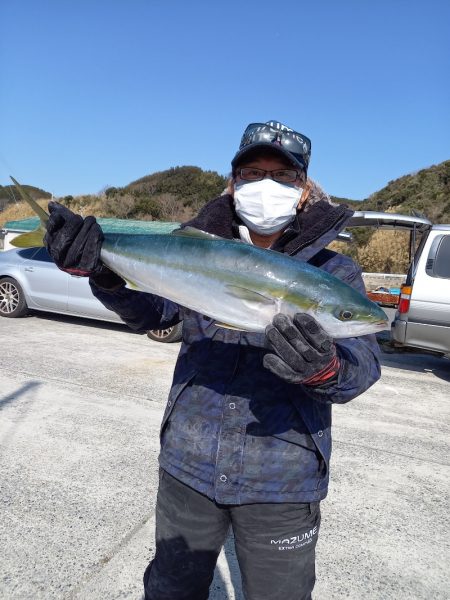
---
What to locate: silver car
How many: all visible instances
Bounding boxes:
[0,246,182,342]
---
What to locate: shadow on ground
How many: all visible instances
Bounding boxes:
[377,337,450,382]
[28,310,136,333]
[0,380,41,410]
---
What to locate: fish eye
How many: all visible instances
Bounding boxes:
[338,310,353,321]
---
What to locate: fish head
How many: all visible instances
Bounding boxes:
[284,281,389,339]
[310,293,389,339]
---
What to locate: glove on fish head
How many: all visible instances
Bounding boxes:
[264,313,340,386]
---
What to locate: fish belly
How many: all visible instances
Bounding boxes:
[100,248,279,331]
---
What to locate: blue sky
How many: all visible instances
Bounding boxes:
[1,0,449,200]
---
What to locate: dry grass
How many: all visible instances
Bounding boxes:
[0,199,49,227]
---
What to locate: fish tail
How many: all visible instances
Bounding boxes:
[9,176,48,248]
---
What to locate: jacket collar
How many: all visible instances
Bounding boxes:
[183,185,354,259]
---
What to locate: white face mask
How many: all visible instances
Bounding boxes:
[234,179,303,235]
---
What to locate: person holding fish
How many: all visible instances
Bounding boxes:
[41,121,383,600]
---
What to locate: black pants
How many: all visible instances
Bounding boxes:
[143,470,321,600]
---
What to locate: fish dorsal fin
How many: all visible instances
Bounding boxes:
[171,227,223,241]
[225,285,275,306]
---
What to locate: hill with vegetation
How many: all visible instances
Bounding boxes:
[328,160,450,272]
[0,183,51,212]
[60,166,228,222]
[332,160,450,221]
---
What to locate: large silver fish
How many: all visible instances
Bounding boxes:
[10,176,388,338]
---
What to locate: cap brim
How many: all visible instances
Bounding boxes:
[231,143,307,172]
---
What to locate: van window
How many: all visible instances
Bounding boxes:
[426,235,450,279]
[408,232,428,285]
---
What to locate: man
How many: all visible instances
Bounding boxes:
[44,120,381,599]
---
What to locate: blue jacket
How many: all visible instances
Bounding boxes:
[90,192,381,504]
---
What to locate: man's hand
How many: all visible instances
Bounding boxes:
[264,313,340,385]
[44,201,104,276]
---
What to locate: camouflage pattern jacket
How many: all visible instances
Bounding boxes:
[90,184,381,504]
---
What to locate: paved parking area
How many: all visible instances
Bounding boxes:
[1,313,449,599]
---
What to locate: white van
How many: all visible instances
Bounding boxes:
[392,224,450,357]
[346,212,450,358]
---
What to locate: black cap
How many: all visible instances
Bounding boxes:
[231,120,311,174]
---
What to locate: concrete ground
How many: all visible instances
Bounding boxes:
[1,313,449,599]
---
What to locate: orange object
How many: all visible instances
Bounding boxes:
[366,291,400,307]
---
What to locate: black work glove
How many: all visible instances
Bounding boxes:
[264,313,340,386]
[44,201,105,276]
[44,201,125,289]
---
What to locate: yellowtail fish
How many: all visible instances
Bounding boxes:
[10,176,388,338]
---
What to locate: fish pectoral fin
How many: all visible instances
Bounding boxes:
[224,285,275,306]
[171,227,223,240]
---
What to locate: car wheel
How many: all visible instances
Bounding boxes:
[147,321,183,343]
[0,277,28,318]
